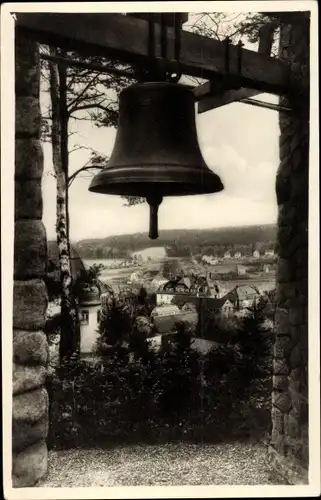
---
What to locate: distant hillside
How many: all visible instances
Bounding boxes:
[74,224,277,260]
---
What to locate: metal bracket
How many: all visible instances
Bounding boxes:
[209,37,244,96]
[134,13,183,84]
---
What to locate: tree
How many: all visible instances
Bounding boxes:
[42,46,132,359]
[162,258,182,279]
[48,51,79,360]
[128,319,153,362]
[72,263,105,299]
[172,320,193,352]
[235,305,274,388]
[96,294,133,354]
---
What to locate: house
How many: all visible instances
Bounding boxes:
[147,334,217,355]
[46,241,117,361]
[201,255,219,265]
[200,295,234,318]
[162,276,181,291]
[264,249,275,257]
[132,254,143,264]
[128,271,143,284]
[235,284,261,309]
[224,250,231,259]
[193,275,210,296]
[151,304,181,318]
[158,277,184,302]
[220,284,260,312]
[175,277,192,293]
[156,292,175,306]
[150,276,168,292]
[157,272,225,303]
[253,250,260,259]
[151,305,198,335]
[234,251,242,259]
[237,265,247,276]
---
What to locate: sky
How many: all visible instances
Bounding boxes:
[40,13,280,243]
[42,94,279,242]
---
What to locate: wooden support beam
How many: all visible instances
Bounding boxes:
[196,87,264,111]
[15,12,289,95]
[240,98,292,113]
[196,23,277,112]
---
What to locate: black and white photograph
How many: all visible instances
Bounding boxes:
[1,1,320,498]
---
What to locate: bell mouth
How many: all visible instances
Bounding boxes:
[88,165,224,197]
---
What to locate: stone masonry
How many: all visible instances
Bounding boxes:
[12,29,49,487]
[270,13,310,484]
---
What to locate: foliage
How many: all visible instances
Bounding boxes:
[95,293,134,352]
[45,273,62,302]
[234,306,274,408]
[41,46,133,361]
[196,307,239,344]
[72,263,104,299]
[167,243,192,258]
[44,311,62,337]
[187,12,280,46]
[134,287,155,318]
[48,291,274,449]
[40,47,129,140]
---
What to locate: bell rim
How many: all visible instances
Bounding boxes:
[89,167,224,197]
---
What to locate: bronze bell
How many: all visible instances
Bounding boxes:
[89,82,223,239]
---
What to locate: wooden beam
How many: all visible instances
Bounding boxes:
[240,98,292,113]
[15,12,289,94]
[196,87,265,112]
[196,23,277,112]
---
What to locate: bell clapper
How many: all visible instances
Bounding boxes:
[146,195,163,240]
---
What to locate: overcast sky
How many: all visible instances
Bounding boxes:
[40,12,280,243]
[42,93,279,242]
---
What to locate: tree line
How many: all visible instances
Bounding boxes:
[74,226,277,259]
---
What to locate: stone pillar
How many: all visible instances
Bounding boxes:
[270,13,309,484]
[12,28,49,487]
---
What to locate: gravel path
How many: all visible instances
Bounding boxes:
[37,441,289,487]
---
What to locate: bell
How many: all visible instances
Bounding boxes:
[89,82,223,239]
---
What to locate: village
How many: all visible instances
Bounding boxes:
[46,240,276,362]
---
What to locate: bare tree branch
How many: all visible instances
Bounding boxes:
[70,102,118,120]
[67,73,101,113]
[68,164,104,188]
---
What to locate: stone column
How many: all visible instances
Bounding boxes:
[12,28,49,487]
[270,13,309,484]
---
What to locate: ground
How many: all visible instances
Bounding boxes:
[37,441,289,487]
